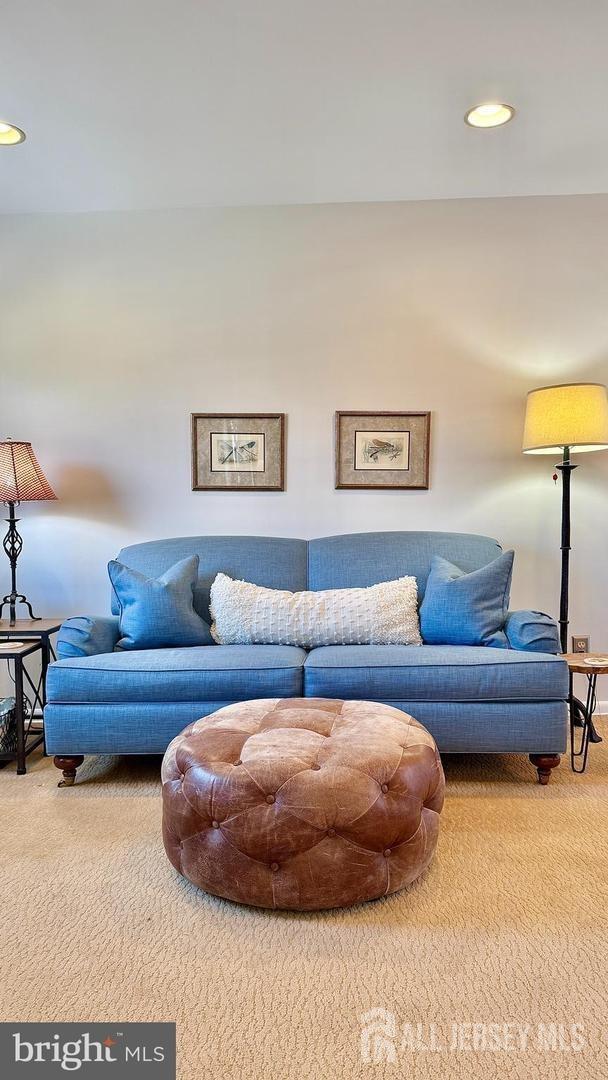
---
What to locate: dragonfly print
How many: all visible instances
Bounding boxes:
[362,437,404,464]
[218,439,259,465]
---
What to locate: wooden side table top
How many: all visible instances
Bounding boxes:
[563,652,608,676]
[0,619,63,637]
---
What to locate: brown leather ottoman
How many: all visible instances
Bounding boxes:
[161,697,444,910]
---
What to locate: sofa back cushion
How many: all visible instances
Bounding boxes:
[113,532,502,625]
[113,536,308,625]
[308,532,502,598]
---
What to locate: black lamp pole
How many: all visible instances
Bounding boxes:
[0,501,40,626]
[555,446,577,655]
[556,449,602,745]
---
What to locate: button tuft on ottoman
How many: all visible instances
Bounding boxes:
[161,697,444,911]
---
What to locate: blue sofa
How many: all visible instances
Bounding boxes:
[44,531,569,785]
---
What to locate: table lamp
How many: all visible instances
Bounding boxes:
[0,439,57,625]
[522,382,608,654]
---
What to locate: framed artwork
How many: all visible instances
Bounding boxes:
[191,413,285,491]
[335,411,431,489]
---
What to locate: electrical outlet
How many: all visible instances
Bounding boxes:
[572,636,590,654]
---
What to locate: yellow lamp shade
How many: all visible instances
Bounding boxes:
[522,382,608,454]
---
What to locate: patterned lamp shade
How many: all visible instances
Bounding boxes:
[0,440,57,503]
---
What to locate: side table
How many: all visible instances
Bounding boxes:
[0,640,44,774]
[0,619,63,775]
[564,653,608,773]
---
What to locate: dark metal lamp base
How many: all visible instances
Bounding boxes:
[0,593,41,626]
[1,501,41,627]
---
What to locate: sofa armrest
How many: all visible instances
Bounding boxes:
[57,616,120,659]
[505,610,560,654]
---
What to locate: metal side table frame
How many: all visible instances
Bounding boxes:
[566,654,608,774]
[0,620,62,774]
[0,640,44,774]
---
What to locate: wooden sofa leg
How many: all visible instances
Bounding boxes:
[53,756,84,787]
[529,754,560,785]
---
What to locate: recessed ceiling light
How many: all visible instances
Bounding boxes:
[0,121,26,146]
[464,102,515,129]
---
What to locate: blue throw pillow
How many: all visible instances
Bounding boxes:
[108,554,213,650]
[419,551,514,647]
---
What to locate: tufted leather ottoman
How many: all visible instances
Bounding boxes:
[161,698,445,910]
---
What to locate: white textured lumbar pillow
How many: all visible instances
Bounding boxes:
[209,573,422,648]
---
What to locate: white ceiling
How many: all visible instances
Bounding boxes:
[2,0,608,213]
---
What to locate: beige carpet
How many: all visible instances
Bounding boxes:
[2,726,608,1080]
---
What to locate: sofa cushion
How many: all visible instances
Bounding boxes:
[109,555,214,649]
[209,572,421,647]
[47,645,307,704]
[419,552,514,647]
[304,645,568,702]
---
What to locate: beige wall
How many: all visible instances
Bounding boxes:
[1,195,607,673]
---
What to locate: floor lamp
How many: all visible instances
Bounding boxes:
[523,383,608,743]
[522,382,608,654]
